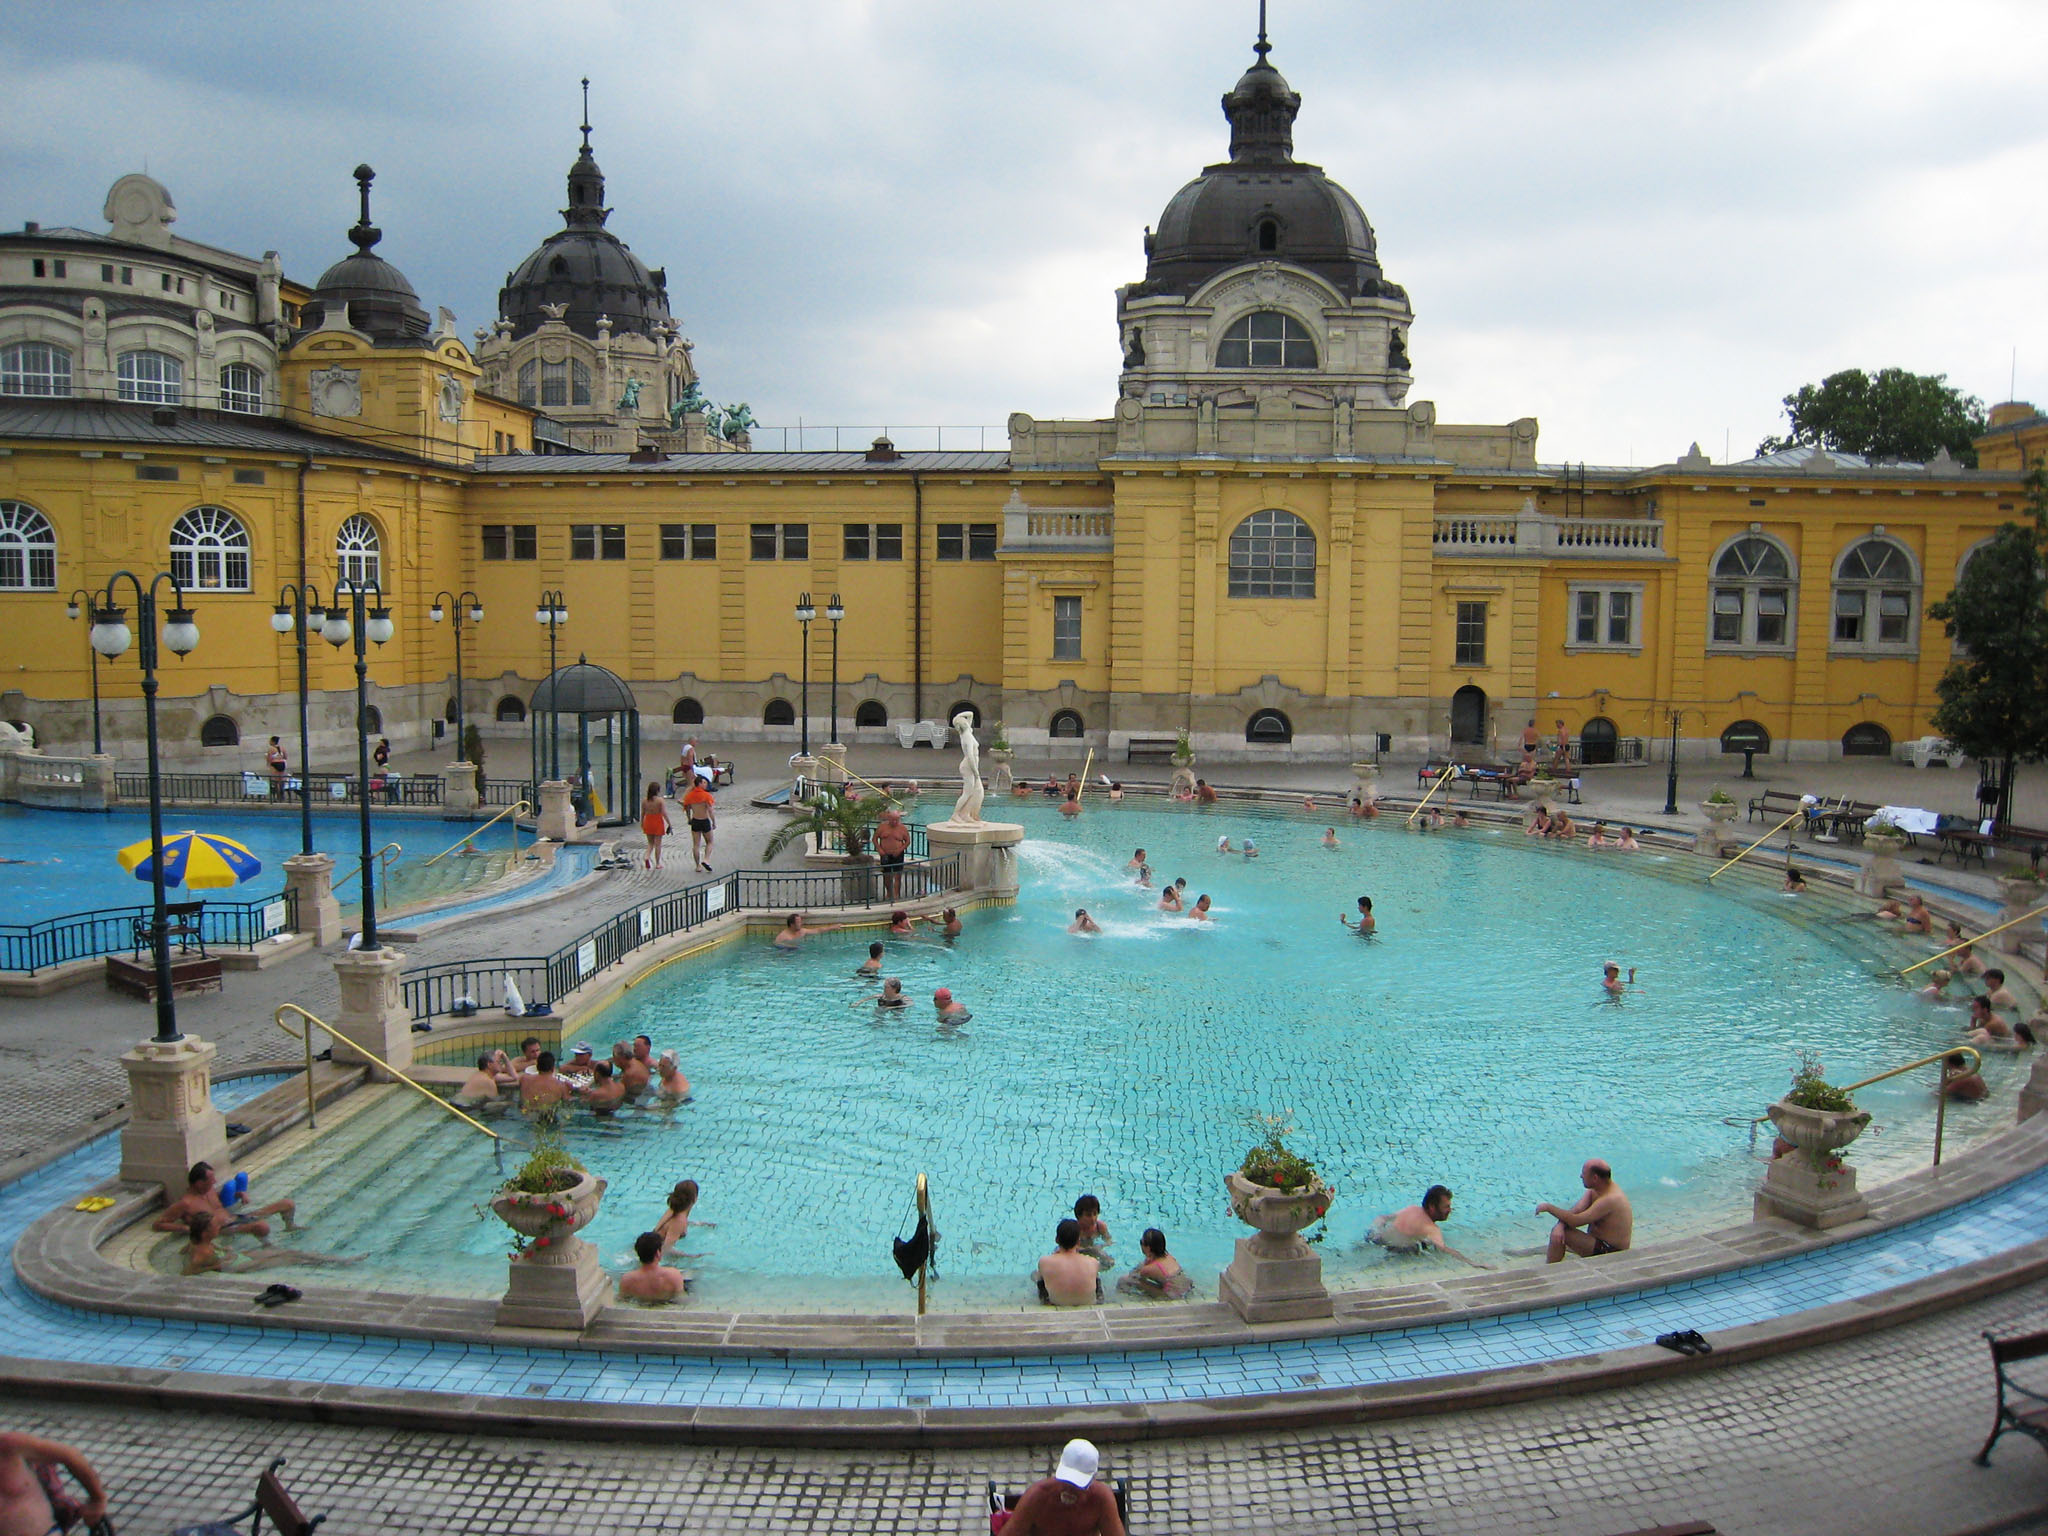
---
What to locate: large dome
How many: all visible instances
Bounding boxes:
[301,166,430,341]
[500,114,671,342]
[1129,37,1397,303]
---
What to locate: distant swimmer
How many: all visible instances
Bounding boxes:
[1188,893,1213,921]
[774,913,839,949]
[1322,827,1339,850]
[1942,1051,1990,1101]
[924,907,964,938]
[1366,1185,1491,1269]
[1059,792,1082,817]
[1601,963,1634,998]
[1425,806,1445,830]
[1983,968,2020,1013]
[1340,896,1375,935]
[1158,885,1183,913]
[856,941,884,977]
[1135,863,1154,888]
[1126,847,1147,872]
[1452,808,1471,829]
[1615,826,1641,850]
[933,987,972,1025]
[853,977,909,1010]
[888,910,916,936]
[1242,837,1259,859]
[1302,797,1317,813]
[1587,821,1613,848]
[1783,868,1808,894]
[1196,779,1218,805]
[1216,835,1235,854]
[1919,967,1956,1000]
[1069,909,1103,935]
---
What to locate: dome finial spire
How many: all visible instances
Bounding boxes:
[580,76,591,151]
[348,163,380,254]
[1255,0,1270,61]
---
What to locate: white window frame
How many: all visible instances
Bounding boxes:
[0,341,72,397]
[118,349,184,404]
[1227,509,1317,599]
[1565,582,1643,653]
[1052,594,1082,661]
[0,501,58,590]
[1215,311,1318,370]
[169,506,250,592]
[1706,534,1797,655]
[217,361,264,414]
[335,514,381,588]
[1830,536,1919,657]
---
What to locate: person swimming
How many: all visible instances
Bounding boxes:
[1188,893,1213,921]
[1783,867,1807,894]
[856,941,884,977]
[1919,967,1956,1000]
[1069,908,1102,935]
[1602,963,1626,998]
[1158,884,1183,912]
[1340,896,1375,935]
[1242,837,1259,859]
[1322,826,1339,849]
[853,977,909,1010]
[1216,835,1235,854]
[1615,827,1641,850]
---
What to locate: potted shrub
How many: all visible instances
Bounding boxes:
[762,783,887,900]
[1699,786,1739,824]
[1225,1113,1333,1237]
[1172,726,1195,767]
[1864,813,1909,856]
[1997,867,2047,910]
[987,722,1014,790]
[1765,1053,1870,1161]
[489,1109,606,1256]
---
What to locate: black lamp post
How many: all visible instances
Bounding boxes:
[1661,707,1683,816]
[64,588,104,756]
[270,581,326,857]
[322,579,395,950]
[89,571,200,1043]
[795,590,816,756]
[536,590,567,780]
[430,589,483,759]
[826,593,844,745]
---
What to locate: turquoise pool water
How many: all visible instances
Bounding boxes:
[238,801,2031,1310]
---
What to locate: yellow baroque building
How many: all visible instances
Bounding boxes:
[0,41,2039,775]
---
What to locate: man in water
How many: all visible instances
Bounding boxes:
[1188,893,1213,920]
[857,941,884,977]
[1536,1159,1632,1261]
[154,1160,296,1242]
[1366,1185,1491,1268]
[521,1051,575,1109]
[457,1054,500,1106]
[933,987,971,1024]
[997,1438,1125,1536]
[1983,968,2021,1013]
[618,1231,690,1302]
[1942,1051,1989,1102]
[584,1062,626,1112]
[1602,963,1626,998]
[1195,779,1217,805]
[1340,896,1375,934]
[1034,1218,1102,1306]
[1126,847,1147,872]
[1059,790,1082,817]
[1069,909,1102,935]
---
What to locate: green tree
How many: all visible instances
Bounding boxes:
[1759,368,1987,466]
[759,785,888,863]
[1927,467,2048,827]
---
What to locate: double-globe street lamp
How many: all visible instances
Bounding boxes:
[536,590,567,781]
[430,590,484,759]
[321,580,395,950]
[826,593,845,748]
[88,571,200,1043]
[795,591,815,757]
[63,588,104,756]
[269,581,331,857]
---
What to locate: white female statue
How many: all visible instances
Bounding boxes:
[949,711,983,824]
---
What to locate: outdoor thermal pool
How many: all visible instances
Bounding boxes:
[156,799,2032,1311]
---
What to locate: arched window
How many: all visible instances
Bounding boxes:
[0,342,72,397]
[496,695,528,723]
[1709,535,1794,650]
[517,360,537,407]
[169,506,250,591]
[854,700,888,728]
[1255,218,1279,253]
[1833,537,1918,651]
[1579,716,1619,765]
[947,700,982,727]
[117,349,183,404]
[672,697,704,725]
[361,704,383,734]
[527,358,593,409]
[0,502,57,590]
[335,515,380,588]
[1228,509,1316,598]
[1049,709,1084,739]
[1215,311,1316,369]
[571,360,592,406]
[1843,722,1892,757]
[1246,709,1292,744]
[199,714,239,747]
[217,361,264,414]
[443,697,459,724]
[1720,719,1771,754]
[763,699,795,726]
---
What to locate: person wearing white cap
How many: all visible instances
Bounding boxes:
[998,1438,1123,1535]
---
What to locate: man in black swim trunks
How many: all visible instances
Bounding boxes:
[1536,1158,1632,1262]
[875,808,912,901]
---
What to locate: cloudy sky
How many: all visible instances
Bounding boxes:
[5,0,2044,465]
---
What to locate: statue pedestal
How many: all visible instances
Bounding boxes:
[497,1237,611,1331]
[2020,1055,2048,1124]
[330,947,413,1078]
[120,1035,229,1194]
[817,745,847,788]
[923,820,1024,898]
[537,780,574,842]
[1858,847,1904,897]
[283,853,344,948]
[442,761,481,816]
[1218,1235,1332,1323]
[1754,1151,1868,1229]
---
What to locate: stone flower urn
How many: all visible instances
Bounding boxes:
[1757,1099,1872,1230]
[1765,1099,1871,1157]
[492,1168,612,1330]
[1997,875,2047,910]
[988,746,1014,795]
[1699,798,1739,825]
[1218,1170,1333,1323]
[1860,826,1910,896]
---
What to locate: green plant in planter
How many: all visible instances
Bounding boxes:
[1173,726,1194,761]
[1705,787,1736,806]
[1784,1051,1856,1113]
[988,721,1011,752]
[505,1107,584,1195]
[1238,1111,1322,1192]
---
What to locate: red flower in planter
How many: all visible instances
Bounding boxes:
[546,1204,568,1219]
[534,1236,551,1248]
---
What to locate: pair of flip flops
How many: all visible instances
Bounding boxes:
[1654,1329,1714,1356]
[255,1283,302,1308]
[73,1196,115,1213]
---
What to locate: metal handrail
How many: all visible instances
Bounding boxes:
[811,759,905,803]
[1903,904,2048,975]
[1406,765,1456,826]
[915,1171,932,1316]
[1708,808,1805,880]
[272,1002,500,1143]
[1838,1046,1984,1168]
[331,841,403,896]
[424,801,532,866]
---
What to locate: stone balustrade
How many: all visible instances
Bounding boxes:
[0,749,116,810]
[1000,492,1114,551]
[1433,512,1666,559]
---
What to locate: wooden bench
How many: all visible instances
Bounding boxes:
[132,899,206,956]
[1125,736,1181,763]
[1996,823,2048,873]
[1977,1329,2048,1465]
[1748,788,1806,824]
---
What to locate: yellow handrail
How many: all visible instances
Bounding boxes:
[331,841,403,896]
[1901,903,2048,974]
[424,800,532,866]
[915,1170,931,1316]
[1708,809,1805,880]
[272,1003,500,1142]
[1839,1046,1983,1168]
[1406,765,1456,826]
[1077,747,1095,797]
[814,759,904,804]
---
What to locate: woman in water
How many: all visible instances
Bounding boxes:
[655,1180,712,1256]
[1117,1227,1192,1299]
[888,910,916,936]
[853,977,909,1010]
[640,783,671,870]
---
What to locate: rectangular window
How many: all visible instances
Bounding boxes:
[875,522,903,560]
[1053,595,1082,660]
[31,259,44,278]
[1878,590,1910,643]
[844,523,870,561]
[968,523,997,560]
[120,267,133,285]
[661,523,717,560]
[1606,590,1633,645]
[1454,601,1487,667]
[232,468,265,486]
[1712,589,1743,644]
[841,523,904,561]
[161,274,172,292]
[1833,590,1865,643]
[1756,589,1788,646]
[936,523,964,561]
[100,263,114,283]
[1574,590,1601,646]
[750,523,807,560]
[134,464,178,481]
[53,259,64,278]
[1570,585,1639,649]
[782,523,807,560]
[752,524,778,561]
[571,524,625,561]
[483,523,536,560]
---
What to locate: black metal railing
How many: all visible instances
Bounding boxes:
[400,854,960,1021]
[112,770,447,808]
[816,822,929,858]
[0,889,298,974]
[481,778,535,807]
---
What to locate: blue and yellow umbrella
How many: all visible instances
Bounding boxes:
[116,830,263,890]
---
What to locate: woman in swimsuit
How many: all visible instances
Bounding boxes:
[640,783,670,870]
[655,1180,713,1255]
[854,977,908,1010]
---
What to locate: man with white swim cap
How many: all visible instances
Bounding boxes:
[1000,1437,1124,1535]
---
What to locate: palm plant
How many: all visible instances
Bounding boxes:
[761,785,890,863]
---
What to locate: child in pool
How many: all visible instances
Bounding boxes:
[1322,827,1339,849]
[1073,1194,1113,1265]
[1118,1227,1192,1298]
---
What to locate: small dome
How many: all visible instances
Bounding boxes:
[500,100,672,342]
[532,657,636,715]
[301,166,430,341]
[1129,36,1397,303]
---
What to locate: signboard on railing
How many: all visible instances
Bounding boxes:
[639,907,653,940]
[263,901,287,936]
[577,940,597,978]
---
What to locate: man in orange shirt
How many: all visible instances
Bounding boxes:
[682,777,717,871]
